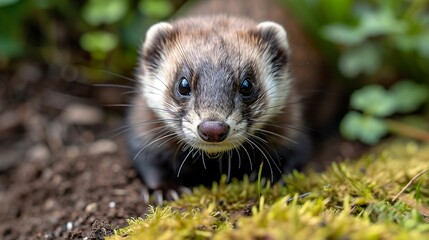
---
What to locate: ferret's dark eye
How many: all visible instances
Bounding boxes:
[239,78,254,97]
[178,77,191,96]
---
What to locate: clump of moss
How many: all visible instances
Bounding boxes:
[109,140,429,240]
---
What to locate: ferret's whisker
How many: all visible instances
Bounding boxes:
[201,151,207,169]
[132,129,175,161]
[101,70,137,83]
[233,143,242,169]
[227,150,232,182]
[93,83,134,89]
[177,147,194,177]
[257,129,297,144]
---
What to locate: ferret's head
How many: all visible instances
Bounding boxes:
[137,16,293,154]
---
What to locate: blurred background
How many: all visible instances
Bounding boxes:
[0,0,428,170]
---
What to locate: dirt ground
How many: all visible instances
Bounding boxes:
[0,138,148,239]
[0,69,151,239]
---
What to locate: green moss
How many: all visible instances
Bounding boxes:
[109,140,429,240]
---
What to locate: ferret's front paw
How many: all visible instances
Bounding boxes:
[140,185,192,205]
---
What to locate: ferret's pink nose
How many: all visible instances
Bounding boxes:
[197,121,229,142]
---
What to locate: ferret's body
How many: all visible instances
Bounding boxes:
[127,0,329,191]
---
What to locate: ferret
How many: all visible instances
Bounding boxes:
[127,15,309,190]
[126,14,316,192]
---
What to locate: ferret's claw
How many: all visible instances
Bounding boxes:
[166,189,180,201]
[140,186,193,204]
[140,186,150,204]
[153,190,164,205]
[178,186,192,195]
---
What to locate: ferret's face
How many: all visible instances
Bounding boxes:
[138,17,292,154]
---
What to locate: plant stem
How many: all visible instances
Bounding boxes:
[385,119,429,142]
[392,168,429,202]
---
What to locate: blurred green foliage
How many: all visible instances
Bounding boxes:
[341,82,429,144]
[283,0,429,144]
[82,0,128,26]
[283,0,429,84]
[0,0,182,82]
[80,31,118,60]
[139,0,174,18]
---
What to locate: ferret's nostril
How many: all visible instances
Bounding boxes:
[197,121,230,142]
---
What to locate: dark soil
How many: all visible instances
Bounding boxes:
[0,68,149,239]
[0,138,147,239]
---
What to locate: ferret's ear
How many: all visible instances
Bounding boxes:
[144,22,173,46]
[256,21,289,51]
[141,22,173,68]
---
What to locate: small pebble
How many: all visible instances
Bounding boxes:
[26,144,50,161]
[85,202,98,212]
[109,201,116,208]
[113,188,127,196]
[65,146,80,159]
[88,139,118,155]
[66,221,73,231]
[43,199,56,210]
[61,104,104,125]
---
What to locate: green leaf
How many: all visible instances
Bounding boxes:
[393,35,419,52]
[414,178,423,202]
[416,33,429,59]
[340,111,362,141]
[80,31,118,59]
[340,112,388,145]
[322,24,364,46]
[138,0,173,19]
[0,35,23,58]
[0,0,19,7]
[358,7,408,38]
[350,85,396,117]
[82,0,128,26]
[339,44,381,78]
[391,81,429,113]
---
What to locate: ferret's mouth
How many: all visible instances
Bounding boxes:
[193,141,240,154]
